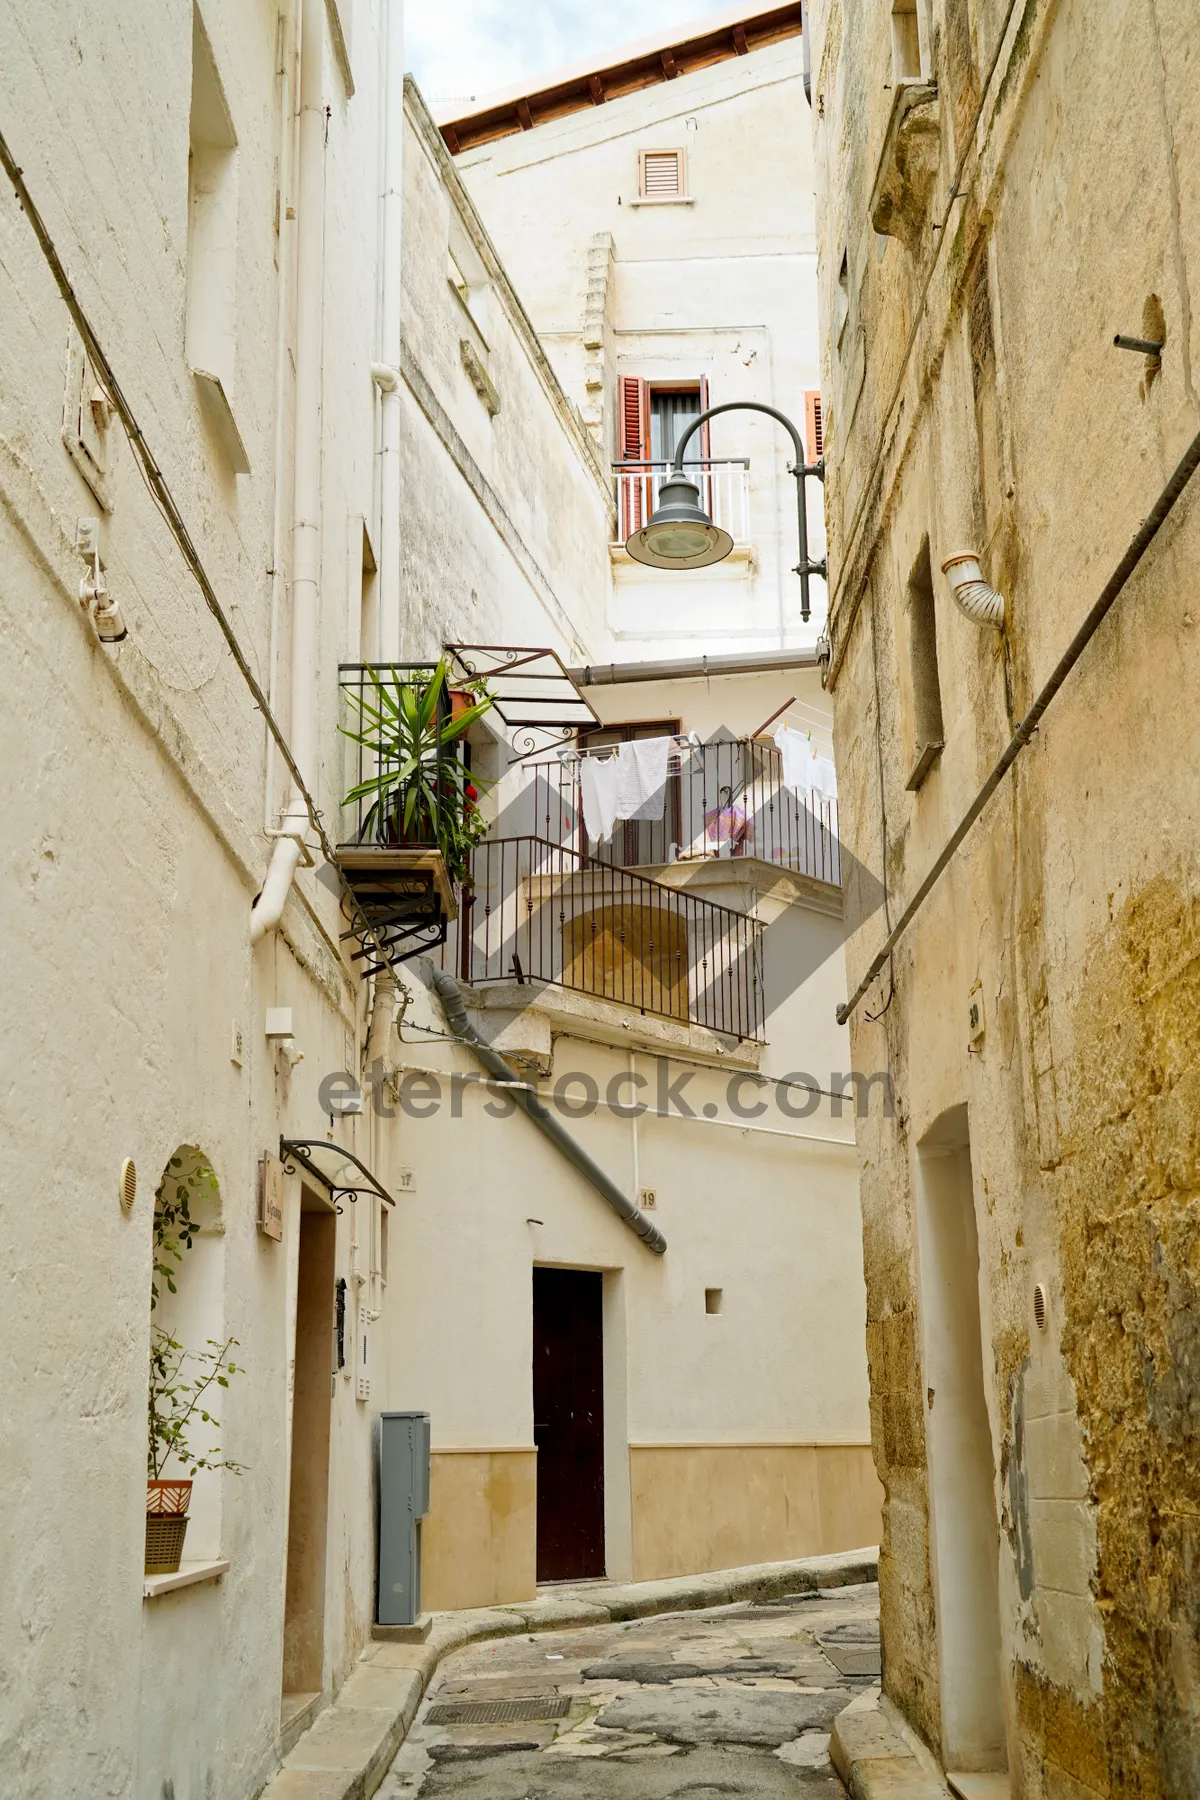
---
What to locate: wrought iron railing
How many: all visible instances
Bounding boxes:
[441,836,765,1041]
[613,458,751,545]
[509,737,840,886]
[337,663,466,852]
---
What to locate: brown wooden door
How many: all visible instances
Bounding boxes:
[533,1268,605,1582]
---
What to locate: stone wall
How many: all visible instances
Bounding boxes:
[809,0,1200,1788]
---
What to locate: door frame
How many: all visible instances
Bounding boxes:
[531,1262,631,1583]
[913,1105,1008,1774]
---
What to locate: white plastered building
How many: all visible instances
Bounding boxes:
[0,7,873,1796]
[442,2,828,661]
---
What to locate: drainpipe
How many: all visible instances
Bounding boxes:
[374,0,404,658]
[426,967,667,1255]
[802,2,813,105]
[252,0,326,945]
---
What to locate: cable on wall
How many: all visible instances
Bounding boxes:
[0,122,410,994]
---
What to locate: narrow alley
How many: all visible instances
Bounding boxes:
[381,1583,880,1798]
[4,0,1200,1795]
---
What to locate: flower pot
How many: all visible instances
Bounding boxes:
[147,1478,192,1516]
[449,688,476,723]
[145,1512,190,1575]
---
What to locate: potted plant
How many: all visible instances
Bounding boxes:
[146,1330,245,1573]
[146,1156,245,1575]
[341,658,493,887]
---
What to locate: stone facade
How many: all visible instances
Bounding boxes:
[809,0,1200,1790]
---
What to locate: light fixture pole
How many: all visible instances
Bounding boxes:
[623,401,827,621]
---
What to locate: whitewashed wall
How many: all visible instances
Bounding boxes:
[0,9,614,1799]
[454,38,827,660]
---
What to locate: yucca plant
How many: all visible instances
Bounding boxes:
[341,660,493,886]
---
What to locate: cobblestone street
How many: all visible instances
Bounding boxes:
[379,1582,880,1798]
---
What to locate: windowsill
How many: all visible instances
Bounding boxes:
[192,369,252,474]
[447,279,490,352]
[143,1559,230,1601]
[905,740,944,791]
[629,195,695,207]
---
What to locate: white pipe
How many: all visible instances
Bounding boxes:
[629,1050,640,1196]
[377,0,404,658]
[263,7,299,833]
[252,0,326,945]
[942,552,1005,628]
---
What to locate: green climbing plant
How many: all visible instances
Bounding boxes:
[148,1154,246,1481]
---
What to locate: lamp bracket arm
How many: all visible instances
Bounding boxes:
[672,401,808,474]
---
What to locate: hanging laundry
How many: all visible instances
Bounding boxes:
[774,724,817,793]
[614,735,671,823]
[810,753,838,800]
[774,724,837,800]
[580,753,621,844]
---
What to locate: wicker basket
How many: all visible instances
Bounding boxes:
[145,1513,190,1575]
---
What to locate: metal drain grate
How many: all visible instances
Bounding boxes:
[425,1696,571,1726]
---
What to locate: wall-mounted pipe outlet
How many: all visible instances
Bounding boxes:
[942,553,1004,628]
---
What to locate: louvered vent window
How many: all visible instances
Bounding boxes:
[640,149,685,199]
[805,391,824,464]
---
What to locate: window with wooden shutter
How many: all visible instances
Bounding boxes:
[698,375,713,515]
[619,376,650,461]
[618,376,651,534]
[639,149,685,199]
[805,391,824,464]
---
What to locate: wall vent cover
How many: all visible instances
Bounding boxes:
[425,1697,571,1726]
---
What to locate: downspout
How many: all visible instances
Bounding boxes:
[426,967,667,1255]
[374,0,404,658]
[802,1,813,106]
[252,0,326,944]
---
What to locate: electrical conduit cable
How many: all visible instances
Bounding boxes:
[425,965,667,1254]
[839,418,1200,1024]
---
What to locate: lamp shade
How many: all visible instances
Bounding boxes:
[624,471,735,570]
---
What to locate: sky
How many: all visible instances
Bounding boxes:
[405,1,725,109]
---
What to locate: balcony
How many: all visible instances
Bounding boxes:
[442,837,764,1041]
[336,663,476,972]
[523,736,840,887]
[612,459,751,549]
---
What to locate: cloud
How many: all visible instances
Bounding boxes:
[406,0,723,106]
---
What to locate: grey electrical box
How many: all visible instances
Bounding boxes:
[377,1411,431,1626]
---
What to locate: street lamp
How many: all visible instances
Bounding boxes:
[623,401,827,620]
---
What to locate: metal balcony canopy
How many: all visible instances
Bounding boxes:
[445,645,600,748]
[279,1138,398,1210]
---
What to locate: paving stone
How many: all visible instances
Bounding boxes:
[372,1553,880,1799]
[409,1744,848,1796]
[579,1659,706,1683]
[818,1620,882,1644]
[597,1683,849,1745]
[426,1741,541,1761]
[821,1643,883,1676]
[776,1729,834,1768]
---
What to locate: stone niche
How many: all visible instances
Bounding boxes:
[869,82,942,255]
